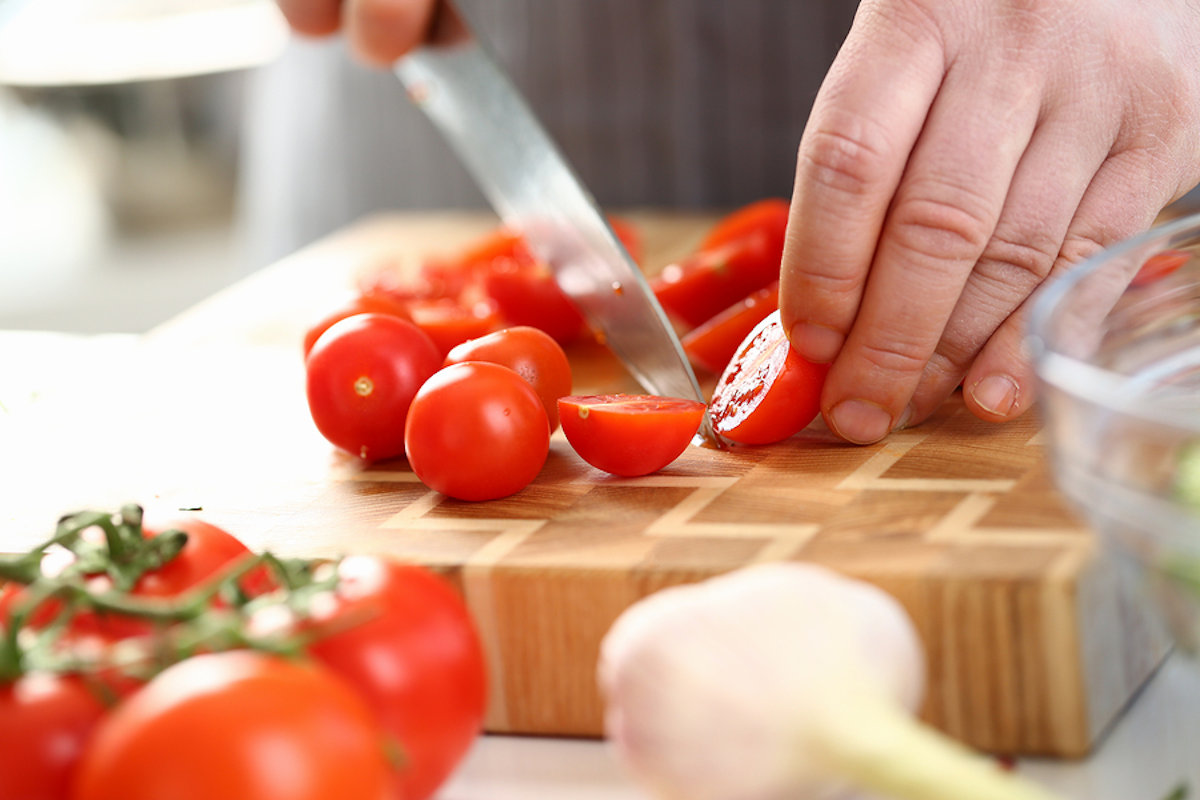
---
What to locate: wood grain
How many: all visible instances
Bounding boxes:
[0,212,1170,757]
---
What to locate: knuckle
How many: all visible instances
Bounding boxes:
[1057,231,1109,268]
[977,228,1059,284]
[798,120,894,199]
[856,337,931,380]
[888,190,995,264]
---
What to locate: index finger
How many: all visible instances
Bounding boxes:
[779,2,946,364]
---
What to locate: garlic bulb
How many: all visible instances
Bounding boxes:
[598,562,1062,800]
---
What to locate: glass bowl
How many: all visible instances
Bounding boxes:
[1029,211,1200,652]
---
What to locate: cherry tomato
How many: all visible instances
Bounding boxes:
[709,311,829,445]
[1130,249,1190,287]
[698,198,790,255]
[651,232,780,328]
[404,362,550,501]
[557,394,705,477]
[0,517,255,642]
[607,216,644,266]
[306,313,442,462]
[306,557,487,800]
[0,672,107,800]
[302,293,413,359]
[682,282,779,374]
[444,326,572,431]
[405,297,502,357]
[481,257,587,344]
[72,651,393,800]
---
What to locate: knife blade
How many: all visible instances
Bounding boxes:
[394,2,716,441]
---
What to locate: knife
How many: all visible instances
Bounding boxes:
[394,2,716,441]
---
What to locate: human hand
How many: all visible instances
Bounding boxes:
[275,0,438,65]
[779,0,1200,444]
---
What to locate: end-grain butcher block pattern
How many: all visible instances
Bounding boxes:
[1,213,1170,758]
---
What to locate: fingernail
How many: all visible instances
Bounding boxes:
[970,374,1019,417]
[829,398,894,445]
[788,322,844,364]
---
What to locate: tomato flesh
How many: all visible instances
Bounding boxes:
[709,311,829,445]
[557,394,705,477]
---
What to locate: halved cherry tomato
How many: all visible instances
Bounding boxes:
[404,362,550,501]
[306,313,442,462]
[1131,248,1190,287]
[72,651,394,800]
[444,326,572,431]
[303,293,413,359]
[306,557,487,800]
[482,257,587,344]
[0,672,108,800]
[651,232,780,329]
[682,282,779,374]
[405,297,502,357]
[709,311,829,445]
[557,394,705,477]
[699,198,790,255]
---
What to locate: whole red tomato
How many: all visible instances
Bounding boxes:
[709,311,829,445]
[306,557,488,800]
[0,672,107,800]
[444,326,572,431]
[306,313,443,462]
[72,651,393,800]
[404,362,550,501]
[557,394,705,477]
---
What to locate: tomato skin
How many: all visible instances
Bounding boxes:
[72,651,393,800]
[302,293,413,359]
[307,557,487,800]
[481,258,587,344]
[699,198,790,255]
[709,311,829,445]
[0,672,107,800]
[306,313,443,462]
[557,394,705,477]
[404,362,550,501]
[651,232,780,329]
[682,282,779,374]
[444,326,572,431]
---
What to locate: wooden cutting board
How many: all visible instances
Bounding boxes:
[0,212,1170,758]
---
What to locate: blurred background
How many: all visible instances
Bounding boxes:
[0,0,286,333]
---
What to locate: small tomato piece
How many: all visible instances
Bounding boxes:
[405,297,502,357]
[709,311,829,445]
[557,394,705,477]
[404,362,550,501]
[444,326,572,431]
[0,672,107,800]
[306,557,488,800]
[682,282,779,374]
[651,233,780,329]
[72,651,393,800]
[1131,248,1190,287]
[306,313,443,462]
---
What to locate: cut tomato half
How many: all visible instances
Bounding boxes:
[709,311,829,445]
[682,282,780,374]
[651,232,781,329]
[557,394,705,477]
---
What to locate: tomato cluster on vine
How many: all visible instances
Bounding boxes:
[0,505,487,800]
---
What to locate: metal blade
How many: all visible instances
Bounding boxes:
[395,3,714,439]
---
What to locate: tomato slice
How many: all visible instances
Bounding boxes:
[1130,248,1190,287]
[699,198,790,255]
[709,311,829,445]
[651,232,780,329]
[557,394,705,477]
[405,297,502,357]
[682,282,779,374]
